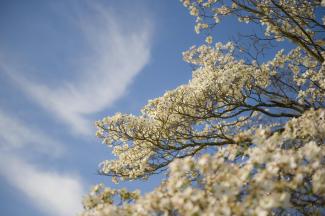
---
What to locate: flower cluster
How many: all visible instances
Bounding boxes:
[95,40,324,182]
[82,1,325,215]
[181,0,325,62]
[82,109,325,215]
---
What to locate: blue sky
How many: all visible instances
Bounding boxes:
[0,1,277,215]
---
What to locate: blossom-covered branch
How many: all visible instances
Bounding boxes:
[82,1,325,215]
[83,109,325,215]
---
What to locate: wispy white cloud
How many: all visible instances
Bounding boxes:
[0,2,151,215]
[0,108,85,216]
[0,109,64,157]
[1,4,152,135]
[0,155,84,216]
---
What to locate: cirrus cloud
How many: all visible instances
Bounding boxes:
[1,3,153,135]
[0,155,84,216]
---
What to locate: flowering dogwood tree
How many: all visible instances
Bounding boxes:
[81,1,325,215]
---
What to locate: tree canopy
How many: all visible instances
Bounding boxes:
[81,1,325,215]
